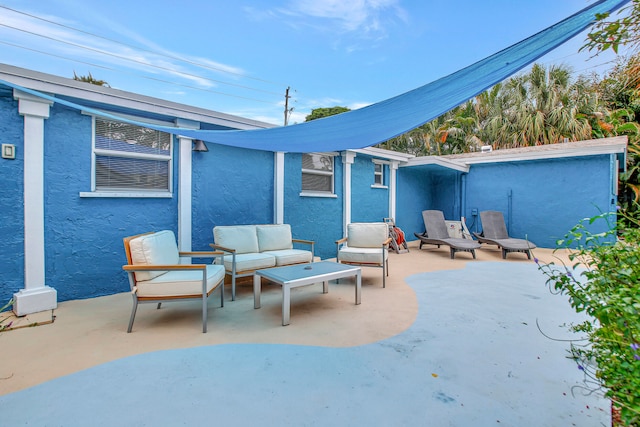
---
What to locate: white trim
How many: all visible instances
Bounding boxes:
[274,152,285,224]
[299,192,338,198]
[371,184,388,189]
[13,90,57,315]
[404,156,470,172]
[389,161,398,221]
[342,151,356,237]
[354,146,414,162]
[79,192,172,198]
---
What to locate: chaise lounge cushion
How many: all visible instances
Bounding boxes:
[257,224,293,252]
[128,230,180,282]
[136,265,225,297]
[214,225,259,254]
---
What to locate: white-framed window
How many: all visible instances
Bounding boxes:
[372,160,387,188]
[301,152,335,196]
[83,117,173,197]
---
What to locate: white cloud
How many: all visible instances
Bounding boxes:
[288,0,406,34]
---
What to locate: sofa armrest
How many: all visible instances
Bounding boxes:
[292,238,315,260]
[209,244,235,254]
[123,264,208,272]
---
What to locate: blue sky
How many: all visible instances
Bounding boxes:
[0,0,631,126]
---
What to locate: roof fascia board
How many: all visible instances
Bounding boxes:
[352,147,414,162]
[459,142,627,165]
[0,63,274,130]
[404,156,469,172]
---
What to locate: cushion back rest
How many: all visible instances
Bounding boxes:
[128,230,179,282]
[214,225,259,254]
[347,223,388,248]
[257,224,293,252]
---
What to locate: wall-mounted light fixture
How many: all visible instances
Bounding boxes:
[192,139,209,152]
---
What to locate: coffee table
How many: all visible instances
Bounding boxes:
[253,261,361,326]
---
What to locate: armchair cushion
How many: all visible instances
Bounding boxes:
[128,230,180,282]
[338,246,387,264]
[347,223,389,248]
[214,225,259,254]
[257,224,293,252]
[264,249,313,266]
[136,265,225,297]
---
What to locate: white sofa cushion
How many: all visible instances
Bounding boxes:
[222,252,276,272]
[338,246,388,264]
[257,224,293,252]
[129,230,179,282]
[263,249,313,266]
[214,225,259,254]
[136,264,225,297]
[347,223,388,248]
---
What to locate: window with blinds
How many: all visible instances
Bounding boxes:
[302,153,334,194]
[93,118,172,192]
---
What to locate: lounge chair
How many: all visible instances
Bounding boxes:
[473,210,536,259]
[413,210,480,259]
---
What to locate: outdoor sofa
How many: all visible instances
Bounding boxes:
[211,224,315,300]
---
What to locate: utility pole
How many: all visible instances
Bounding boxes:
[284,86,294,126]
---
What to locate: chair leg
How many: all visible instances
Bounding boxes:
[157,303,162,309]
[202,294,208,334]
[471,249,476,259]
[450,248,456,259]
[382,261,386,288]
[127,296,139,333]
[220,281,224,307]
[502,248,507,259]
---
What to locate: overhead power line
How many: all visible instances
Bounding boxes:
[0,39,280,104]
[0,4,288,88]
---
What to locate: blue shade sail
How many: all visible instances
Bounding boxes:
[1,0,629,153]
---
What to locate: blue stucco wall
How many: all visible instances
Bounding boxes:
[351,155,389,222]
[284,153,344,260]
[192,144,274,252]
[395,165,435,238]
[44,105,178,301]
[463,156,615,247]
[0,94,24,304]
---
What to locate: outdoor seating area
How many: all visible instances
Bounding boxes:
[0,244,613,426]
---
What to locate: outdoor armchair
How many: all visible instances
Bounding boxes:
[336,222,391,287]
[123,230,225,333]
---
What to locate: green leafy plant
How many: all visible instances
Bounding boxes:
[537,213,640,426]
[0,298,13,332]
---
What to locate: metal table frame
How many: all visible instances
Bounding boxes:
[253,261,361,326]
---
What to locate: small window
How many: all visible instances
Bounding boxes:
[92,118,172,193]
[374,162,384,186]
[302,153,334,194]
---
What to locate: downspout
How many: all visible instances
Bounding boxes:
[461,173,467,220]
[507,188,513,235]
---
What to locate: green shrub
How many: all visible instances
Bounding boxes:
[537,213,640,426]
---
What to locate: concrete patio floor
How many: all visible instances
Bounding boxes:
[0,242,611,426]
